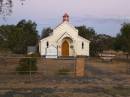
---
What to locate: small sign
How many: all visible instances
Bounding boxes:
[46,45,57,58]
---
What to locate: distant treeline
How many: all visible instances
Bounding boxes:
[0,19,130,56]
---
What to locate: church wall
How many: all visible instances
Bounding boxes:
[40,34,90,56]
[40,40,47,56]
[53,22,78,41]
[40,36,57,56]
[75,38,90,56]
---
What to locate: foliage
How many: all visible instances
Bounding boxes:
[0,0,24,16]
[0,19,38,54]
[16,56,37,74]
[76,26,114,56]
[90,34,115,56]
[114,23,130,54]
[0,25,14,49]
[41,27,53,39]
[76,25,96,40]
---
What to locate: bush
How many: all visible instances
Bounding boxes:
[58,68,70,75]
[16,57,37,74]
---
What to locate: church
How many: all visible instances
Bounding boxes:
[39,13,90,58]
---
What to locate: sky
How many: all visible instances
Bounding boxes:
[0,0,130,36]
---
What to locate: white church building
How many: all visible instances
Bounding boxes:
[39,13,90,58]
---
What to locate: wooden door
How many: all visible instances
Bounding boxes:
[62,41,69,56]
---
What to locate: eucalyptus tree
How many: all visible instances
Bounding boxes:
[0,0,25,16]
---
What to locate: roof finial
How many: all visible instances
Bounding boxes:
[63,13,69,22]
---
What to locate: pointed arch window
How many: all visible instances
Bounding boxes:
[46,41,49,48]
[82,42,84,49]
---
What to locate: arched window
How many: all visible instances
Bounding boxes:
[46,41,49,48]
[82,42,84,49]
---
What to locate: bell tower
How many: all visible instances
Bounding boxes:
[63,13,69,22]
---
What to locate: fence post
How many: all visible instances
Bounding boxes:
[29,58,32,82]
[75,57,85,77]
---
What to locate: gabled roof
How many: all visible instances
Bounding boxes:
[53,21,78,33]
[40,21,90,43]
[40,35,52,41]
[78,36,90,43]
[56,32,74,42]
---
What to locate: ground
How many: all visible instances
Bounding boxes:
[0,57,130,97]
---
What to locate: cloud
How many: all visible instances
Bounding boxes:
[0,0,130,36]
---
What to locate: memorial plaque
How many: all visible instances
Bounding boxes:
[46,45,57,58]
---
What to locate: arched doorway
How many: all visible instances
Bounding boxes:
[62,40,69,56]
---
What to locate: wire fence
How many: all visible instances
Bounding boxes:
[0,56,84,83]
[0,55,129,84]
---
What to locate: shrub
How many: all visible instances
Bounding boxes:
[16,57,37,74]
[58,68,70,75]
[27,53,40,57]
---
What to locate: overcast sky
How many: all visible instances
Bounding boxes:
[0,0,130,36]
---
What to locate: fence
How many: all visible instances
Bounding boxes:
[0,56,88,83]
[0,55,129,84]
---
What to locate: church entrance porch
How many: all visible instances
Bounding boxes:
[61,37,74,56]
[62,40,69,56]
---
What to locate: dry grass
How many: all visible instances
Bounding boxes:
[88,57,129,74]
[0,56,130,97]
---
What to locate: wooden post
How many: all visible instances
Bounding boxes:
[75,57,85,77]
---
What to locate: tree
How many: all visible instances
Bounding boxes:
[0,19,38,54]
[0,25,15,49]
[76,26,96,40]
[95,34,115,50]
[76,26,114,56]
[13,20,38,54]
[114,23,130,58]
[41,27,53,39]
[90,34,115,56]
[0,0,24,16]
